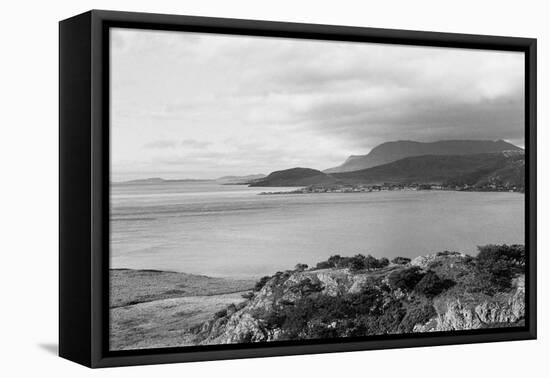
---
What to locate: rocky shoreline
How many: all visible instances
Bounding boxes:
[110,245,525,350]
[192,247,525,344]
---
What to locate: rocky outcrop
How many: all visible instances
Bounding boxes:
[193,252,525,345]
[197,268,380,344]
[413,277,524,332]
[199,312,268,344]
[410,251,466,269]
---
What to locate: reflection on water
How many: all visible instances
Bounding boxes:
[110,181,524,279]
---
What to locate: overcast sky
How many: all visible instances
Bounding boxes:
[110,28,525,181]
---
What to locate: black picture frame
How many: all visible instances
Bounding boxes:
[59,9,537,368]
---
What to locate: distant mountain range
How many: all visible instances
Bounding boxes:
[117,174,266,185]
[117,177,211,185]
[251,139,525,190]
[325,140,522,173]
[119,140,524,190]
[215,174,266,184]
[332,152,524,187]
[121,177,167,184]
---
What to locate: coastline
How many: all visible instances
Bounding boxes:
[110,245,525,350]
[258,186,524,196]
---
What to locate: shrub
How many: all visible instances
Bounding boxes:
[295,263,308,272]
[266,286,388,340]
[388,266,425,292]
[315,261,333,269]
[477,244,525,269]
[255,284,418,339]
[362,300,406,334]
[236,301,248,310]
[291,277,324,295]
[364,255,378,270]
[436,250,460,257]
[398,304,437,333]
[327,255,343,268]
[254,275,271,291]
[214,308,227,318]
[349,254,367,271]
[304,322,343,339]
[316,254,394,272]
[391,257,411,265]
[226,303,238,316]
[241,291,255,300]
[414,271,455,298]
[378,257,390,268]
[475,244,525,293]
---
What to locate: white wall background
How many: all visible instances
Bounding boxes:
[0,0,546,376]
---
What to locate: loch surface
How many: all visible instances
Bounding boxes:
[110,181,524,278]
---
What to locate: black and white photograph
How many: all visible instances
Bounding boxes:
[108,27,527,351]
[2,0,549,374]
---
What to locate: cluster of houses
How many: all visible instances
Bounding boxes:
[260,182,523,195]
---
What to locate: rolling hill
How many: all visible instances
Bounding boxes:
[249,168,337,187]
[332,152,524,187]
[251,152,525,189]
[325,140,522,173]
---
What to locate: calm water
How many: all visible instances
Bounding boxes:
[110,181,524,279]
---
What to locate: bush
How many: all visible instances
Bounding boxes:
[291,277,324,295]
[398,304,437,333]
[294,263,308,272]
[241,291,255,300]
[391,257,411,265]
[214,308,227,318]
[262,286,390,340]
[364,255,378,270]
[313,255,345,269]
[254,276,271,291]
[477,244,525,269]
[327,255,364,270]
[475,244,525,293]
[327,255,343,268]
[226,303,238,316]
[349,254,367,271]
[317,254,391,272]
[364,300,406,334]
[414,271,455,298]
[388,266,425,292]
[436,250,461,257]
[236,301,248,310]
[378,257,390,268]
[315,261,333,269]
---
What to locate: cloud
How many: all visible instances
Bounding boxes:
[289,89,524,150]
[143,140,179,149]
[180,139,211,149]
[111,29,525,179]
[143,139,211,150]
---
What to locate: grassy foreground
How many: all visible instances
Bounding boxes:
[110,269,255,350]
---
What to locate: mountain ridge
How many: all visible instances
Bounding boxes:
[251,151,524,190]
[325,139,522,173]
[249,167,338,187]
[333,151,524,187]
